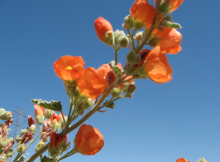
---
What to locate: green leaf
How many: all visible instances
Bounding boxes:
[31,99,62,112]
[164,21,182,29]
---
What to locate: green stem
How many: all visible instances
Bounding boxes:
[127,29,136,50]
[25,77,119,162]
[135,15,157,53]
[66,96,73,130]
[114,48,118,65]
[13,153,22,162]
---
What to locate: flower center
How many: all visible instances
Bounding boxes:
[66,66,73,70]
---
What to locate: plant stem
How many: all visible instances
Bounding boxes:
[135,15,157,54]
[13,153,22,162]
[127,29,136,50]
[25,77,119,162]
[114,48,118,65]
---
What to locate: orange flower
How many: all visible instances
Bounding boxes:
[77,67,107,98]
[94,17,113,41]
[34,105,44,117]
[96,64,112,79]
[130,0,156,25]
[51,113,61,123]
[144,46,172,83]
[53,55,85,81]
[176,158,189,162]
[157,27,182,54]
[75,124,104,155]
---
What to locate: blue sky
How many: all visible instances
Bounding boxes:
[0,0,220,162]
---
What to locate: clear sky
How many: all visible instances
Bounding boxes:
[0,0,220,162]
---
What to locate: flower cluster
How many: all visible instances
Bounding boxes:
[0,1,192,162]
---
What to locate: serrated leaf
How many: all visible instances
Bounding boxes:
[164,21,182,29]
[31,99,62,112]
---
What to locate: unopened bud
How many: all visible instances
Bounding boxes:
[135,31,144,41]
[35,140,45,152]
[83,98,94,110]
[45,109,55,119]
[158,0,171,13]
[20,129,26,136]
[28,125,37,135]
[28,116,35,127]
[124,15,133,29]
[57,135,69,151]
[118,36,129,48]
[15,135,22,143]
[51,120,60,132]
[126,51,140,64]
[0,137,13,148]
[35,114,45,125]
[112,88,122,98]
[198,157,207,162]
[0,108,13,120]
[17,143,27,154]
[103,31,115,46]
[126,85,137,94]
[114,30,125,44]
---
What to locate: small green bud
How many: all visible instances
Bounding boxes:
[45,109,54,119]
[112,88,122,98]
[51,120,60,132]
[0,109,13,120]
[28,125,37,135]
[198,157,207,162]
[20,129,26,136]
[35,140,45,152]
[83,98,94,110]
[158,0,171,13]
[126,51,139,64]
[35,114,45,125]
[163,15,173,22]
[48,145,60,158]
[124,15,133,29]
[126,85,137,95]
[17,143,27,154]
[15,135,22,143]
[0,137,13,147]
[163,21,182,29]
[118,35,129,48]
[114,30,125,44]
[103,31,115,46]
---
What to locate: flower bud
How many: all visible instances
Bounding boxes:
[35,140,45,152]
[34,105,45,125]
[126,51,140,64]
[126,85,137,94]
[51,113,61,132]
[198,157,207,162]
[158,0,171,13]
[17,143,27,154]
[0,137,13,148]
[1,123,8,139]
[15,135,22,143]
[57,135,69,151]
[103,31,115,46]
[20,129,26,136]
[48,132,60,158]
[4,119,13,128]
[17,155,26,162]
[148,37,162,47]
[124,15,133,29]
[135,31,144,42]
[28,125,37,135]
[83,98,94,110]
[21,132,33,144]
[45,109,55,119]
[118,35,129,48]
[28,116,35,127]
[112,88,122,98]
[0,109,13,120]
